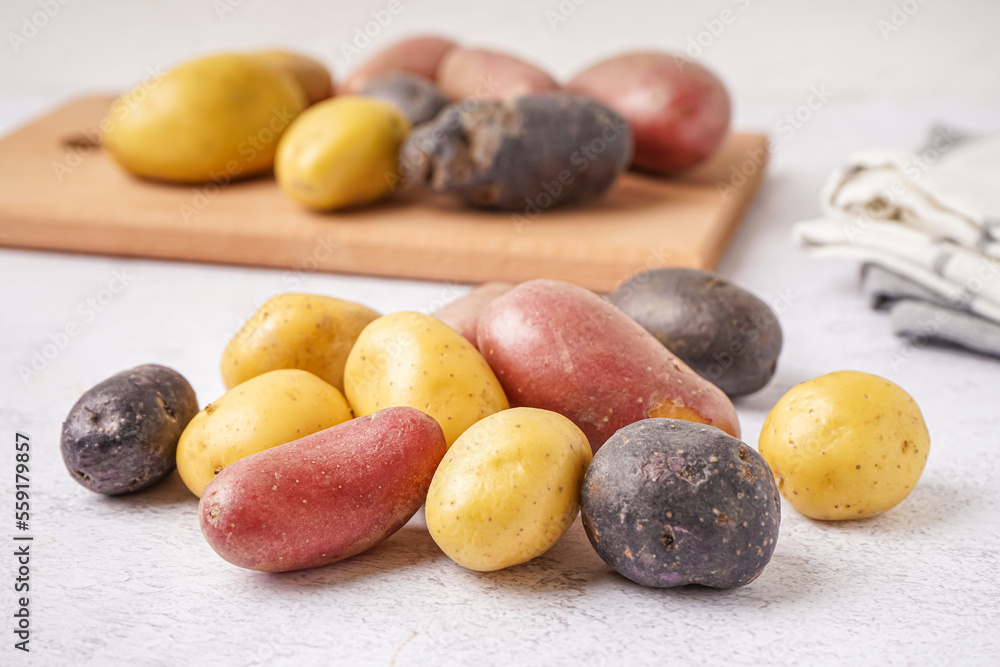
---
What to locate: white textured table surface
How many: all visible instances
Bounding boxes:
[1,98,999,666]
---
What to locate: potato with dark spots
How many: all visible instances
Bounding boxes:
[60,365,198,495]
[200,407,447,572]
[432,282,514,344]
[609,268,783,397]
[477,279,740,452]
[436,46,559,100]
[426,407,591,571]
[581,419,780,589]
[399,93,631,211]
[359,72,448,126]
[340,35,458,93]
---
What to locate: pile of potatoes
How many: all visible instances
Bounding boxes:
[101,36,733,213]
[60,269,931,590]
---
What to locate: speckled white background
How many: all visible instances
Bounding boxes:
[2,2,1000,664]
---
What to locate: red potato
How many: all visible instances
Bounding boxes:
[433,282,515,344]
[436,47,559,101]
[199,407,446,572]
[340,35,458,93]
[567,51,731,173]
[477,279,740,452]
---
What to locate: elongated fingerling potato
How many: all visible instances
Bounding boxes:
[436,47,558,100]
[199,407,447,572]
[477,279,740,452]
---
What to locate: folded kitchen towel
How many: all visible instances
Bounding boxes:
[793,126,1000,357]
[862,264,1000,359]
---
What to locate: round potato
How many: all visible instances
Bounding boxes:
[103,53,306,183]
[61,365,198,495]
[221,293,380,392]
[567,51,730,173]
[582,419,780,589]
[340,35,458,93]
[343,312,508,447]
[609,268,782,397]
[759,371,930,520]
[176,369,352,497]
[253,49,333,106]
[275,96,411,210]
[436,47,558,100]
[426,407,592,571]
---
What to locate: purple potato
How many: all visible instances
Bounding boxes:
[358,72,448,126]
[61,364,198,495]
[609,269,783,397]
[581,418,780,589]
[399,92,632,211]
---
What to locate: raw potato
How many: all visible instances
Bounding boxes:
[200,407,447,572]
[567,51,731,173]
[400,93,631,210]
[344,312,508,446]
[359,72,448,126]
[759,371,930,520]
[477,279,740,452]
[60,365,198,495]
[275,96,411,210]
[340,35,458,93]
[436,47,559,100]
[426,408,592,571]
[253,50,333,105]
[432,282,514,344]
[221,293,380,392]
[102,53,306,183]
[581,419,780,589]
[609,268,782,397]
[176,369,352,497]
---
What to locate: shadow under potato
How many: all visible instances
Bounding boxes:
[98,469,197,508]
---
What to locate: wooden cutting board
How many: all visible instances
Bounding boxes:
[0,96,767,292]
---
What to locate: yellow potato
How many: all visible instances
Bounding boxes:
[176,369,352,496]
[275,96,410,210]
[426,408,592,571]
[343,312,507,446]
[759,370,930,520]
[252,50,333,106]
[221,293,379,392]
[103,53,306,183]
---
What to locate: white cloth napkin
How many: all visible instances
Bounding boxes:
[792,127,1000,357]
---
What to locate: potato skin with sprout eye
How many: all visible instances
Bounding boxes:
[60,364,198,495]
[581,419,780,589]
